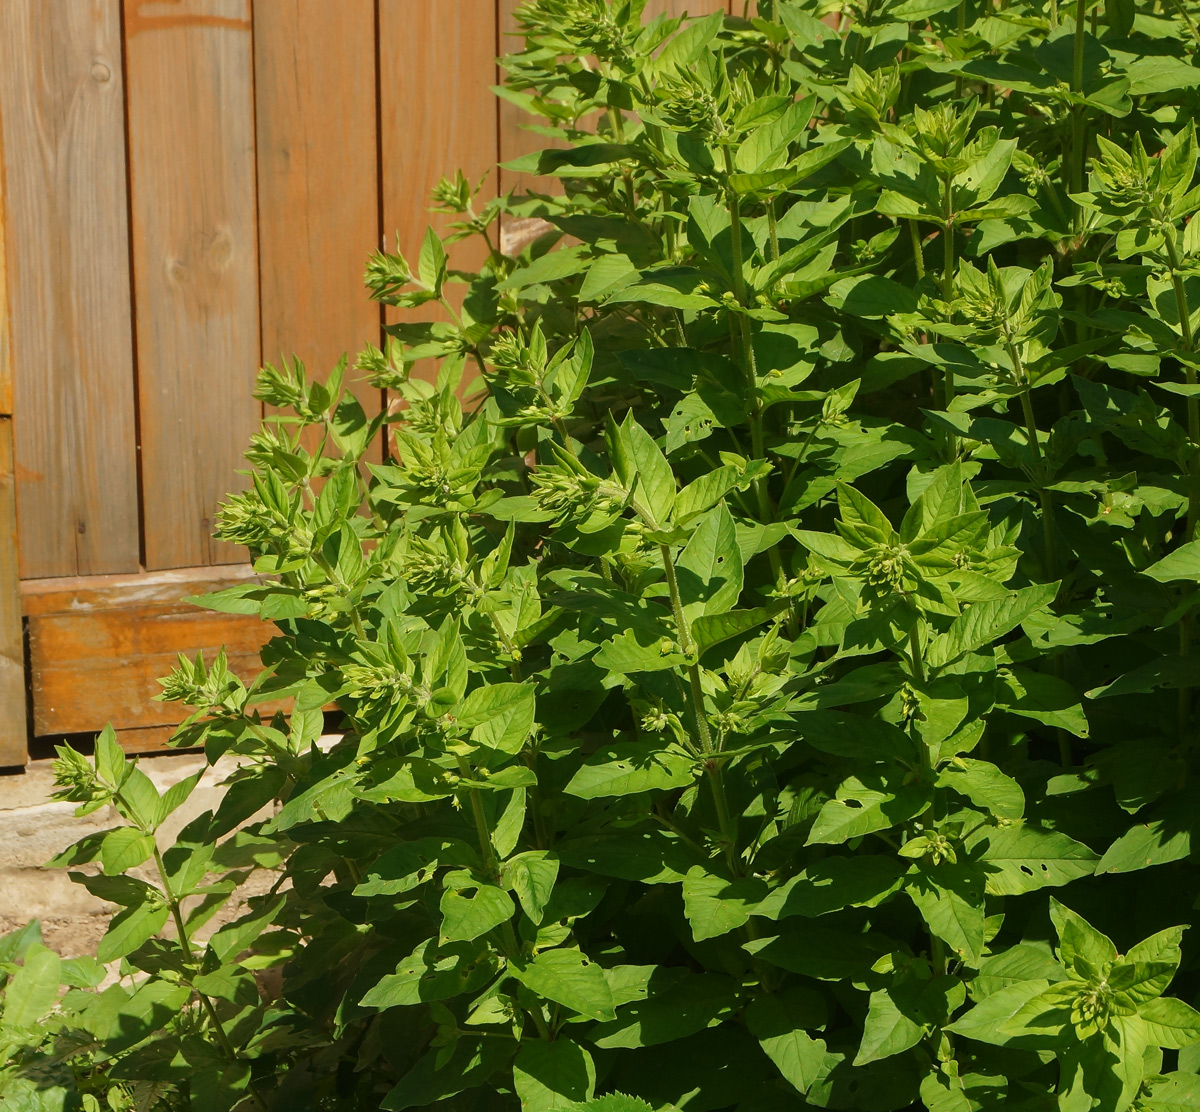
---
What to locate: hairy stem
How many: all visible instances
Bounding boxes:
[153,848,268,1110]
[908,220,926,279]
[659,542,715,757]
[722,145,786,588]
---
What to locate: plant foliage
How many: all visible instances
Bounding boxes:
[8,1,1200,1109]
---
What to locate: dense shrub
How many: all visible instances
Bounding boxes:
[9,1,1200,1108]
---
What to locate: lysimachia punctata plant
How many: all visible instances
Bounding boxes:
[7,3,1200,1111]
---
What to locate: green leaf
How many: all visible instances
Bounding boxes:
[996,667,1089,737]
[502,850,559,925]
[589,973,736,1048]
[681,867,769,941]
[497,245,590,291]
[100,827,157,875]
[692,604,784,654]
[1144,539,1200,582]
[1051,898,1117,973]
[458,682,536,754]
[509,948,616,1022]
[807,775,928,845]
[0,945,60,1032]
[1141,1072,1200,1110]
[905,863,987,964]
[791,710,913,760]
[937,759,1025,819]
[565,743,695,799]
[1140,997,1200,1049]
[945,979,1067,1049]
[754,856,906,919]
[676,503,743,620]
[966,823,1099,895]
[439,883,515,943]
[1096,788,1200,873]
[611,412,675,527]
[927,583,1059,669]
[97,900,170,963]
[745,987,828,1094]
[360,939,492,1010]
[854,987,925,1066]
[513,1038,595,1112]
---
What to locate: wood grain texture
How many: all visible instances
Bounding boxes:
[0,0,140,578]
[25,565,273,737]
[0,419,26,766]
[253,0,381,416]
[124,0,260,570]
[20,562,260,617]
[379,0,498,272]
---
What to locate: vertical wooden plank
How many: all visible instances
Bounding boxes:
[0,417,25,767]
[253,0,381,413]
[0,123,25,766]
[124,0,259,570]
[379,0,498,274]
[0,1,141,579]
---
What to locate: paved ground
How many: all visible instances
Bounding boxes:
[0,749,276,957]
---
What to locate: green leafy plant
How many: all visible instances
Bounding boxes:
[9,1,1200,1109]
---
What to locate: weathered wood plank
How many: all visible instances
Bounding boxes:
[253,0,381,420]
[379,0,497,274]
[123,0,260,570]
[0,0,140,578]
[27,594,273,738]
[20,563,260,617]
[0,418,25,767]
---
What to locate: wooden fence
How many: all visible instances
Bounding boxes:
[0,0,733,766]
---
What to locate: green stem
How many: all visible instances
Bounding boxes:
[1170,0,1200,45]
[721,144,786,587]
[766,198,780,262]
[941,176,956,409]
[706,759,740,874]
[152,848,268,1111]
[908,624,925,683]
[954,1,966,97]
[1008,342,1058,576]
[908,220,926,280]
[659,543,715,757]
[1164,222,1199,732]
[1069,0,1088,220]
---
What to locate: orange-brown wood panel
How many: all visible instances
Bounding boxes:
[379,0,498,277]
[23,565,273,739]
[0,419,25,766]
[253,0,381,415]
[123,0,260,570]
[0,0,141,578]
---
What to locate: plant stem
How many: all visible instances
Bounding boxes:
[1070,0,1088,222]
[659,543,714,756]
[908,220,926,279]
[152,848,268,1111]
[766,198,780,262]
[908,624,925,683]
[1170,0,1200,45]
[722,145,786,588]
[941,175,956,409]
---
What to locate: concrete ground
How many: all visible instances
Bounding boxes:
[0,749,275,957]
